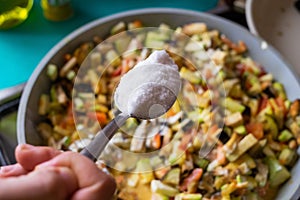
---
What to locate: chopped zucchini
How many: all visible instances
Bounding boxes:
[234,154,256,169]
[224,97,245,113]
[264,157,291,188]
[273,82,287,100]
[278,129,293,142]
[278,148,297,166]
[115,34,131,53]
[151,180,179,197]
[234,125,247,135]
[136,158,154,184]
[162,168,180,186]
[180,67,203,85]
[227,134,258,162]
[38,94,50,115]
[110,21,126,35]
[105,49,121,67]
[47,64,58,81]
[152,193,169,200]
[175,193,202,200]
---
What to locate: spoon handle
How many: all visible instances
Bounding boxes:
[80,113,129,161]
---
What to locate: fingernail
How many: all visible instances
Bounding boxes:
[19,143,34,151]
[0,165,14,174]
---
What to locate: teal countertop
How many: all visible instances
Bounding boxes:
[0,0,218,89]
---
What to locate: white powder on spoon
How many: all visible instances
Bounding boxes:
[114,50,181,119]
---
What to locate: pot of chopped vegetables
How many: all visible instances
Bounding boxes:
[17,8,300,200]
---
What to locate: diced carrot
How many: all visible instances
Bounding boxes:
[217,146,226,165]
[96,112,108,124]
[246,122,264,140]
[289,100,300,118]
[275,96,287,115]
[221,35,247,53]
[165,109,176,117]
[133,20,142,28]
[179,168,203,191]
[87,112,108,125]
[152,133,161,149]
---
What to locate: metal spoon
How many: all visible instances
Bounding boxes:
[80,84,178,161]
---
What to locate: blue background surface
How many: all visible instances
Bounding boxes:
[0,0,218,89]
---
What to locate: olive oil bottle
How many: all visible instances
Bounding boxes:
[0,0,33,29]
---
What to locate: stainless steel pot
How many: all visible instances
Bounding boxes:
[17,8,300,199]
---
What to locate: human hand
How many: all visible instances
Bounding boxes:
[0,144,116,200]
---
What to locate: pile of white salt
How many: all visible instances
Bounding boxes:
[114,50,181,119]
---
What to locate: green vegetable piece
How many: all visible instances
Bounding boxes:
[236,175,243,184]
[66,70,76,80]
[279,148,297,166]
[227,134,258,162]
[47,64,58,81]
[115,35,131,53]
[278,129,293,142]
[174,193,202,200]
[193,156,209,169]
[235,154,256,169]
[264,157,291,188]
[150,156,164,168]
[243,72,261,96]
[224,97,245,113]
[136,158,154,184]
[151,180,179,197]
[110,21,126,35]
[105,49,121,67]
[136,158,152,172]
[247,98,259,117]
[260,115,278,139]
[262,146,276,158]
[234,125,247,135]
[145,31,169,48]
[124,118,138,131]
[38,94,50,115]
[50,85,58,103]
[152,193,169,200]
[180,67,203,85]
[273,82,287,100]
[162,168,180,186]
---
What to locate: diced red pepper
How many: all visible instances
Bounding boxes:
[258,96,268,113]
[111,66,122,77]
[246,122,264,140]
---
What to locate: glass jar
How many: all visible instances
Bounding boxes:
[40,0,73,21]
[0,0,33,29]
